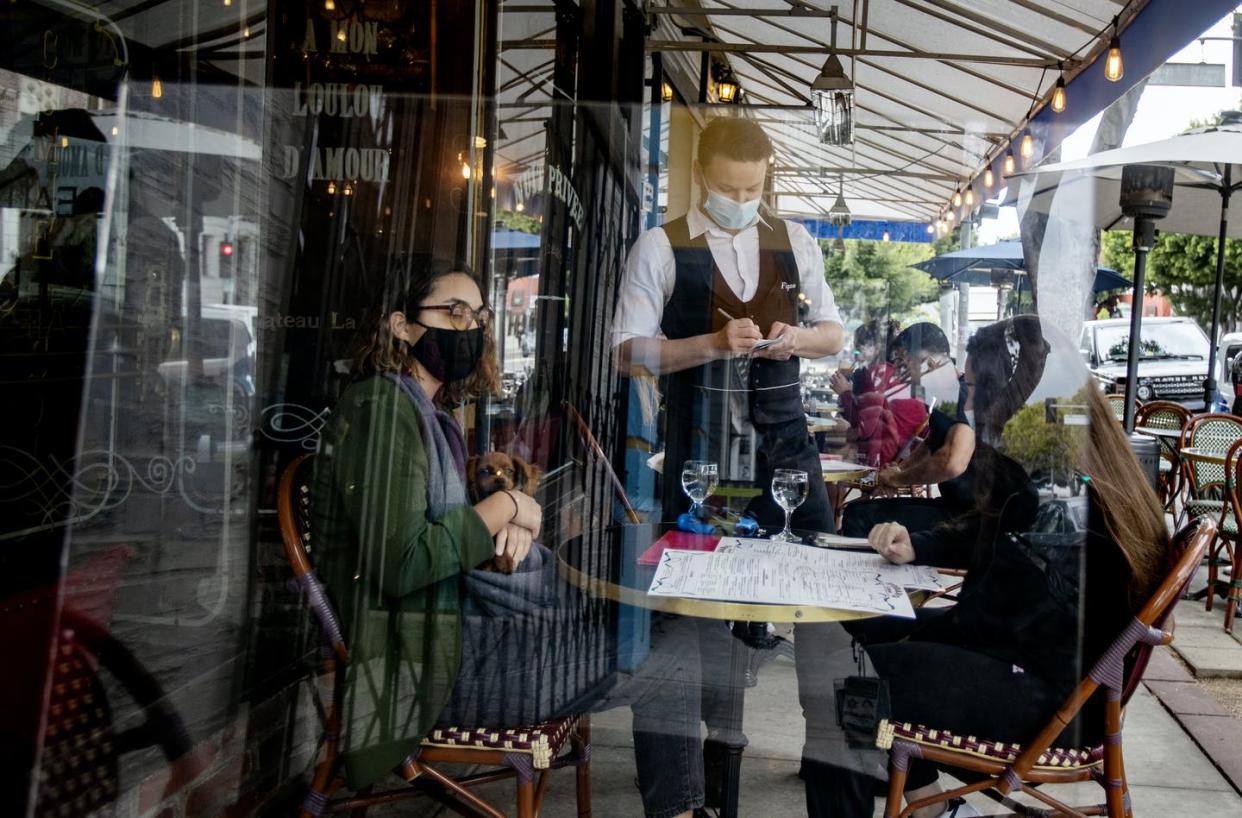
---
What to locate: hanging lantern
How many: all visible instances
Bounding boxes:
[828,176,851,228]
[810,9,854,146]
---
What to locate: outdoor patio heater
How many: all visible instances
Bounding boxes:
[811,7,854,146]
[1119,164,1174,489]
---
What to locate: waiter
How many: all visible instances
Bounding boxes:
[613,117,844,533]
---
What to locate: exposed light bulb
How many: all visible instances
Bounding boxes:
[661,81,673,103]
[343,183,353,196]
[224,0,231,6]
[337,28,347,43]
[324,0,335,9]
[882,230,891,242]
[953,190,962,207]
[946,209,955,223]
[60,136,68,148]
[1020,131,1035,160]
[964,187,975,207]
[151,76,163,98]
[926,224,935,235]
[111,126,118,136]
[243,26,251,38]
[1051,75,1067,113]
[461,162,471,179]
[1003,151,1016,176]
[327,181,337,194]
[515,202,525,213]
[1105,34,1124,82]
[984,167,995,189]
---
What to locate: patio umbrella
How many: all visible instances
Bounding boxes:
[1012,112,1242,413]
[914,240,1129,292]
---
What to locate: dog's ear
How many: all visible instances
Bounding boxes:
[511,455,542,495]
[465,455,480,503]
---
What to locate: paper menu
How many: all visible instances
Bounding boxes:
[714,537,943,591]
[647,547,916,619]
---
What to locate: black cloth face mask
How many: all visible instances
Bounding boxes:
[411,326,484,384]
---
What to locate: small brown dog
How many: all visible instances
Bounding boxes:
[466,452,542,573]
[466,452,542,503]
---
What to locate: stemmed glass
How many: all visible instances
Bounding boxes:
[770,468,809,542]
[681,460,719,519]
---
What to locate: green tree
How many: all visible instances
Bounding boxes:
[1100,229,1242,334]
[496,209,542,234]
[820,238,941,325]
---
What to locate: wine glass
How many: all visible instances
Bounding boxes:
[681,460,718,519]
[770,468,809,542]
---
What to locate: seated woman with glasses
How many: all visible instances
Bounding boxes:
[798,316,1170,818]
[310,255,706,818]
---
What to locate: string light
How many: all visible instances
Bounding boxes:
[953,189,962,207]
[661,81,673,103]
[926,224,935,235]
[946,208,955,223]
[337,27,347,43]
[461,162,471,179]
[1105,19,1124,82]
[324,0,335,9]
[151,76,163,98]
[964,187,975,208]
[1003,151,1016,176]
[111,126,118,136]
[60,136,68,148]
[1020,131,1035,160]
[343,183,353,196]
[1051,68,1067,113]
[882,230,891,242]
[984,167,995,189]
[327,181,336,194]
[515,202,525,213]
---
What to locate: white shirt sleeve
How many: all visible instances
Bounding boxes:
[611,227,676,348]
[786,220,842,326]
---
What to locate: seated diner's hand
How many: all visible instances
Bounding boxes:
[505,489,542,537]
[876,465,903,488]
[713,317,763,357]
[752,321,797,361]
[492,523,533,574]
[868,522,915,564]
[475,489,542,538]
[828,370,852,395]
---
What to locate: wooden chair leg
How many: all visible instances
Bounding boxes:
[1225,540,1240,633]
[1206,535,1221,611]
[572,716,592,818]
[883,749,911,818]
[1103,698,1127,818]
[517,778,535,818]
[349,785,372,818]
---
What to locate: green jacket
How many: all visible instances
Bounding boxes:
[310,376,494,787]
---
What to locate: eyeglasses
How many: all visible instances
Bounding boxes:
[417,302,494,330]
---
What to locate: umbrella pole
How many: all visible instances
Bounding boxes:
[1123,218,1157,433]
[1204,167,1232,410]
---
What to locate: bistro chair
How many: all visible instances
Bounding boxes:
[1104,393,1139,423]
[876,516,1214,818]
[277,454,593,818]
[1178,413,1242,613]
[1134,400,1192,516]
[1219,439,1242,632]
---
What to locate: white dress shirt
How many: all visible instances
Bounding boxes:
[612,205,842,348]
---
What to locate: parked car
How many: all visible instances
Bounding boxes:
[1217,331,1242,412]
[1080,316,1210,409]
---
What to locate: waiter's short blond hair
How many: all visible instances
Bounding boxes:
[697,117,773,165]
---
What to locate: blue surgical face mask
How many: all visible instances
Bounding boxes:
[702,184,761,230]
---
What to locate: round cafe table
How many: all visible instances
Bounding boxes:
[1180,446,1229,467]
[557,523,920,818]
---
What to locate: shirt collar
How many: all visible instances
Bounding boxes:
[687,202,770,240]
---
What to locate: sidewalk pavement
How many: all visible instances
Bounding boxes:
[388,616,1242,817]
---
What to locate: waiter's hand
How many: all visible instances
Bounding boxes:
[713,318,763,357]
[868,522,915,564]
[753,321,798,361]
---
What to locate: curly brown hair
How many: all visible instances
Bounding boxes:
[352,254,500,405]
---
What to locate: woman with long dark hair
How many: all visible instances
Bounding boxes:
[798,315,1170,818]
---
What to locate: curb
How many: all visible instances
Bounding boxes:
[1143,647,1242,796]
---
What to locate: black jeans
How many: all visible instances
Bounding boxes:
[800,612,1076,818]
[745,417,835,534]
[841,496,958,538]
